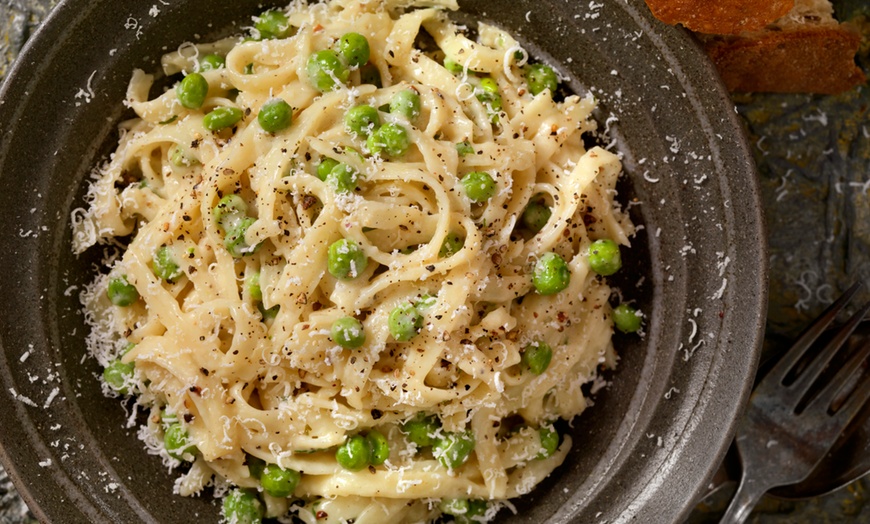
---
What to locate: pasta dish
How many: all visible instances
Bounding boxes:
[71,0,639,522]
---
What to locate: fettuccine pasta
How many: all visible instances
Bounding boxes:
[72,0,637,522]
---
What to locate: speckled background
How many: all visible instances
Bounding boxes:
[1,0,869,522]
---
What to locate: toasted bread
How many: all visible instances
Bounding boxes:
[644,0,795,34]
[646,0,866,94]
[701,27,864,94]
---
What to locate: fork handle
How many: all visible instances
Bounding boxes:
[719,476,770,524]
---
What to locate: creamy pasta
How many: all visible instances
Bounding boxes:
[72,0,637,522]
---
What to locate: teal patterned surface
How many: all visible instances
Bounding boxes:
[0,0,868,522]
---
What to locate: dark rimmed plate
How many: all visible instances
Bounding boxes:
[0,0,766,522]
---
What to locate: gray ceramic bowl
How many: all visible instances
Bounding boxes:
[0,0,767,522]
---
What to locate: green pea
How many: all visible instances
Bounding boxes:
[198,53,225,72]
[213,194,248,230]
[388,302,423,342]
[246,454,266,479]
[169,144,199,167]
[222,489,264,524]
[476,77,503,120]
[326,162,359,193]
[479,92,502,111]
[258,302,280,320]
[525,63,559,96]
[522,341,553,375]
[532,252,570,295]
[247,272,262,301]
[164,422,196,460]
[336,434,371,471]
[337,32,371,68]
[612,304,642,333]
[177,72,208,109]
[402,413,440,447]
[365,132,381,156]
[307,50,349,92]
[327,238,368,280]
[460,171,497,202]
[258,99,292,133]
[260,464,301,498]
[439,232,464,258]
[433,431,475,470]
[479,77,499,94]
[224,216,258,257]
[440,499,487,524]
[467,499,488,517]
[460,501,488,524]
[153,246,183,282]
[345,105,380,137]
[538,424,560,459]
[522,202,551,233]
[107,275,138,306]
[316,158,339,181]
[103,360,134,394]
[455,140,474,157]
[389,89,421,121]
[255,10,293,39]
[203,106,243,131]
[367,430,390,466]
[443,57,464,74]
[359,63,382,88]
[366,122,410,158]
[587,239,622,276]
[330,316,366,349]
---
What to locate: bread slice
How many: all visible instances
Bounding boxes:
[644,0,795,34]
[699,0,865,94]
[646,0,866,94]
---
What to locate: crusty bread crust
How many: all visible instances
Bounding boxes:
[644,0,795,34]
[701,26,866,94]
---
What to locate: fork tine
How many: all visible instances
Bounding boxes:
[763,282,864,387]
[787,300,870,399]
[829,338,870,424]
[803,303,870,413]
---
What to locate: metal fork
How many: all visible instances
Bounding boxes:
[720,282,870,524]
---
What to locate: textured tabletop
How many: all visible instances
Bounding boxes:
[1,0,869,523]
